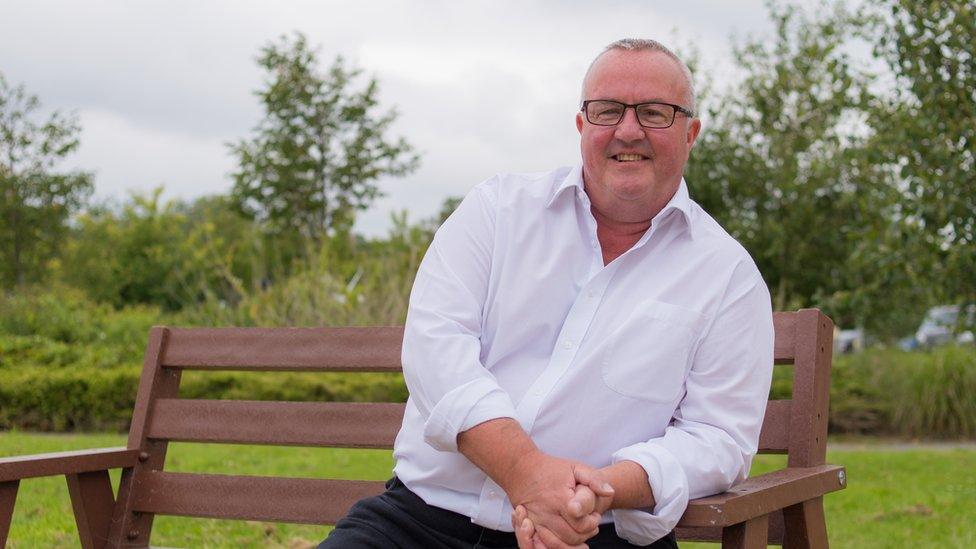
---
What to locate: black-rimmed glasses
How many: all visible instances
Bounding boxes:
[581,99,694,129]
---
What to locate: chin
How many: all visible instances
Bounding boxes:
[607,178,653,200]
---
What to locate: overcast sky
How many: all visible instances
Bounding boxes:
[1,0,776,236]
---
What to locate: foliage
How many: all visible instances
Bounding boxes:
[770,345,976,438]
[230,32,419,241]
[0,73,92,288]
[0,283,159,349]
[686,2,895,328]
[179,209,434,327]
[58,190,269,310]
[869,0,976,319]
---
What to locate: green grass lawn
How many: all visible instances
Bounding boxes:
[2,432,974,548]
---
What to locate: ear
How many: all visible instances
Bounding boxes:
[686,118,702,150]
[576,111,584,134]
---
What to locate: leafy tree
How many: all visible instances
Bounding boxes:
[230,33,419,242]
[870,0,976,319]
[686,2,903,331]
[60,190,261,311]
[0,74,92,288]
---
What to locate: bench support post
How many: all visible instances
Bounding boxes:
[67,470,116,549]
[783,497,827,549]
[722,513,769,549]
[1,480,18,547]
[107,328,178,548]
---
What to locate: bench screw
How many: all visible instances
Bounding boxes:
[128,529,139,539]
[838,470,846,485]
[138,451,150,462]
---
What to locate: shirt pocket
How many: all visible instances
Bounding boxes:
[600,300,705,403]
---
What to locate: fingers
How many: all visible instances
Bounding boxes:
[534,524,589,549]
[514,506,549,549]
[516,517,536,549]
[572,465,614,514]
[573,466,615,498]
[567,484,596,518]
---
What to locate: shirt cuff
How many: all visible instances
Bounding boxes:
[610,443,690,545]
[422,376,517,453]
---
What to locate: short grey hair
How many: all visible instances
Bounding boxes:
[582,38,697,116]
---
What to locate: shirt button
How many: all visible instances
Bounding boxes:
[562,339,573,349]
[488,490,497,498]
[587,290,596,298]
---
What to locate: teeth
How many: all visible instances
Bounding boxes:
[616,154,644,161]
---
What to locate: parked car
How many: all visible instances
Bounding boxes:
[915,304,975,348]
[833,327,864,354]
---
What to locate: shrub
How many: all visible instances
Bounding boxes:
[825,346,976,438]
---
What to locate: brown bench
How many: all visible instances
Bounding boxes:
[0,308,846,548]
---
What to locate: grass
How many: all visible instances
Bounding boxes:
[2,432,974,548]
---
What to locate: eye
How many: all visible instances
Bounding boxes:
[596,105,623,118]
[637,105,668,121]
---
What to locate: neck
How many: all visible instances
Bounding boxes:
[590,204,652,266]
[590,204,652,237]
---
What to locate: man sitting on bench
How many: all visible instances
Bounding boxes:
[319,38,774,549]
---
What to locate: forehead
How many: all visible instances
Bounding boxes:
[583,50,689,104]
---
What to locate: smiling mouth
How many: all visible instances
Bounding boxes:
[611,153,649,162]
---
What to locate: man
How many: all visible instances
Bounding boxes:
[319,38,774,548]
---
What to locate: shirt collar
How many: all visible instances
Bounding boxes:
[546,165,696,237]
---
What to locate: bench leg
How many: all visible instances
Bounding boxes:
[67,471,116,549]
[1,480,19,547]
[783,496,828,549]
[722,514,769,549]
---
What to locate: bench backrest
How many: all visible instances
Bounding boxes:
[110,309,832,544]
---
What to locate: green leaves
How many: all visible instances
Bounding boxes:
[0,73,93,288]
[229,33,420,241]
[869,0,976,316]
[687,1,884,325]
[686,0,975,337]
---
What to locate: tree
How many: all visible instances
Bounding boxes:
[0,73,92,288]
[685,2,905,331]
[871,0,976,319]
[230,33,419,242]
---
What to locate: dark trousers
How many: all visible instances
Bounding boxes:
[318,477,678,548]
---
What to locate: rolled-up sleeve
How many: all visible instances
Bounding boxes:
[401,180,518,453]
[610,266,774,544]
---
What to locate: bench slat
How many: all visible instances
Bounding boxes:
[161,327,404,371]
[678,465,845,527]
[0,447,140,482]
[147,400,405,448]
[676,510,785,545]
[757,399,791,454]
[132,472,386,524]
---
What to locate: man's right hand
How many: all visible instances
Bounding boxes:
[455,419,611,547]
[501,451,610,546]
[511,465,615,549]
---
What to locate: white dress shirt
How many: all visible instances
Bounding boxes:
[393,165,774,545]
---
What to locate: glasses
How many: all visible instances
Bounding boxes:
[581,99,694,129]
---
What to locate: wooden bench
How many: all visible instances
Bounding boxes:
[0,308,846,548]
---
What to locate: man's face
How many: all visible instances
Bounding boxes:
[576,50,701,217]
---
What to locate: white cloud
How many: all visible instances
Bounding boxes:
[70,109,234,203]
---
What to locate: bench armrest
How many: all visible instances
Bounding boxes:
[678,464,846,528]
[0,447,140,482]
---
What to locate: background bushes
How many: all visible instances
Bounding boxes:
[2,291,973,437]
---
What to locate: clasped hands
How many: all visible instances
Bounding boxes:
[502,451,615,549]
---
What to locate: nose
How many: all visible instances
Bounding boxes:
[613,106,646,142]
